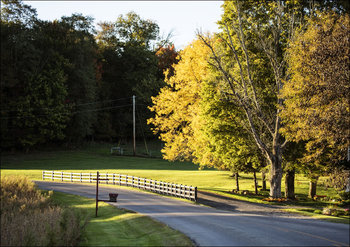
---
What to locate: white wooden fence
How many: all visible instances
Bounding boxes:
[42,171,197,201]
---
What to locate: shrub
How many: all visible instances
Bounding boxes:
[313,209,322,214]
[339,191,350,201]
[322,205,348,217]
[331,210,344,217]
[0,176,88,246]
[344,208,350,216]
[322,206,336,216]
[339,199,350,207]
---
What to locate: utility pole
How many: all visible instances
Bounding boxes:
[133,95,136,156]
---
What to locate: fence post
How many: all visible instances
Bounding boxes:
[70,172,73,182]
[61,172,63,182]
[42,171,45,180]
[52,171,54,181]
[195,187,197,202]
[90,173,92,183]
[80,172,82,183]
[106,172,108,184]
[113,173,115,185]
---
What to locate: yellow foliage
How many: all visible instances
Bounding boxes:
[148,39,212,161]
[281,11,350,163]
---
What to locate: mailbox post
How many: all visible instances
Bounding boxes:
[93,171,109,217]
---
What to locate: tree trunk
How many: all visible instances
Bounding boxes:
[253,170,258,195]
[308,177,318,199]
[261,171,267,191]
[269,152,283,198]
[235,172,240,191]
[285,169,295,200]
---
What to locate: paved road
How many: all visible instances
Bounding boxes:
[35,181,350,246]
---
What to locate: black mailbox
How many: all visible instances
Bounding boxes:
[109,193,118,202]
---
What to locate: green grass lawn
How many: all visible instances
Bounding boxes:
[1,148,339,200]
[51,191,194,246]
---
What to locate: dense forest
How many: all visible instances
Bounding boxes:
[1,0,178,150]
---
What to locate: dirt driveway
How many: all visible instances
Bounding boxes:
[197,191,303,217]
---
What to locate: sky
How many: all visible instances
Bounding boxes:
[24,1,224,49]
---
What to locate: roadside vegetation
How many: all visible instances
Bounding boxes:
[0,176,87,246]
[0,175,194,246]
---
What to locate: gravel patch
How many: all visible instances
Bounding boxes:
[197,191,308,218]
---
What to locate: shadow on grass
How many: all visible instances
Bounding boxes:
[1,151,212,171]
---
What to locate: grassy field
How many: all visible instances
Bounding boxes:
[1,147,339,201]
[51,191,194,246]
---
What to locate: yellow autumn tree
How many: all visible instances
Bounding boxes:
[148,38,217,163]
[281,11,350,165]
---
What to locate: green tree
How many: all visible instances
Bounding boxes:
[0,0,37,26]
[1,1,70,150]
[197,76,267,195]
[56,14,99,143]
[198,0,292,198]
[115,11,159,49]
[96,12,165,141]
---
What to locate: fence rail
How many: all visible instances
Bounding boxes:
[42,171,197,201]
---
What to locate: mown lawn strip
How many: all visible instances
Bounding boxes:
[51,191,195,246]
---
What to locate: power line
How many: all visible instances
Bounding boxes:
[0,104,132,120]
[1,96,133,113]
[71,104,132,114]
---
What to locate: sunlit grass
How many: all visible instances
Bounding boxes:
[282,208,350,224]
[51,191,194,246]
[1,148,340,204]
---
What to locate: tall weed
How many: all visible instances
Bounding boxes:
[0,176,88,246]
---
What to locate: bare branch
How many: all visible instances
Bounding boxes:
[221,25,248,97]
[235,3,260,112]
